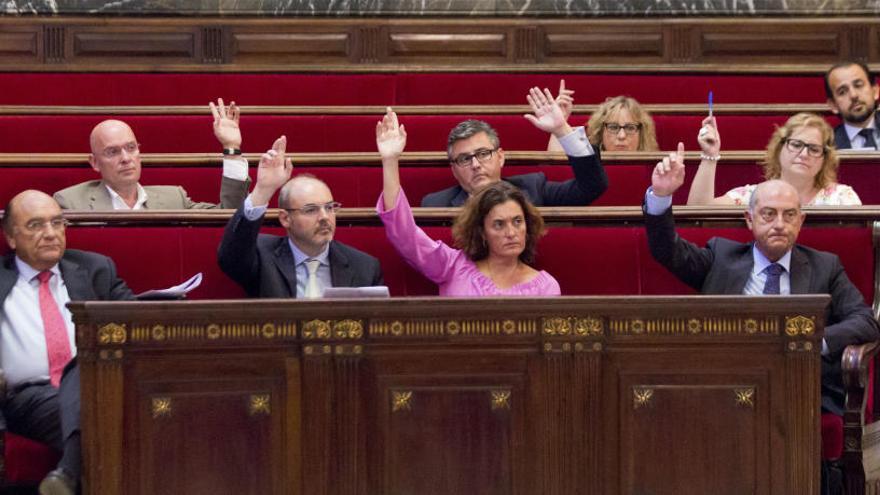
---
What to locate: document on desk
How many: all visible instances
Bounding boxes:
[135,272,203,300]
[322,286,390,298]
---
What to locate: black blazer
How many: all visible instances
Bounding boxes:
[645,206,880,414]
[420,153,608,207]
[217,207,384,298]
[833,113,880,149]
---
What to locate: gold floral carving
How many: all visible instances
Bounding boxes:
[131,323,295,342]
[633,387,653,409]
[97,323,127,345]
[502,320,516,335]
[446,321,460,336]
[152,397,171,418]
[151,324,167,341]
[391,391,412,412]
[248,394,271,416]
[735,388,755,408]
[631,319,645,334]
[785,315,816,337]
[687,319,702,334]
[333,319,363,339]
[543,317,571,335]
[573,317,603,336]
[302,320,331,339]
[744,319,758,334]
[491,390,511,410]
[261,323,276,339]
[206,324,221,340]
[609,317,777,336]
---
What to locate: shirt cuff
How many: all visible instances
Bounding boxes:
[644,187,673,215]
[243,195,268,221]
[222,157,249,181]
[556,126,595,158]
[821,338,828,355]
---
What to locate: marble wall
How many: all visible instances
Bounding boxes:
[4,0,880,16]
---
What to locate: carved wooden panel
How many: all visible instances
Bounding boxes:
[72,30,196,62]
[386,28,508,63]
[232,29,352,63]
[544,27,664,63]
[701,30,841,61]
[0,29,38,60]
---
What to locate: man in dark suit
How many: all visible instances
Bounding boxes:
[420,87,608,207]
[1,190,134,495]
[218,136,383,298]
[825,61,879,150]
[646,144,879,417]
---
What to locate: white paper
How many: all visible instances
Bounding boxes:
[321,286,390,298]
[135,273,203,300]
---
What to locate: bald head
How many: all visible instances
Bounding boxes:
[3,190,67,270]
[745,179,805,262]
[748,179,801,212]
[277,174,337,257]
[88,119,142,191]
[90,119,135,154]
[278,174,332,210]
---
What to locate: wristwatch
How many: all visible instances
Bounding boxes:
[222,148,242,156]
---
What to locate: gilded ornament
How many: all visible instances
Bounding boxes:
[491,390,511,410]
[543,342,553,352]
[502,320,516,335]
[562,342,571,352]
[804,342,813,351]
[151,325,167,341]
[744,319,758,334]
[97,323,127,344]
[206,324,221,340]
[592,342,603,352]
[543,317,571,336]
[785,315,815,336]
[353,345,363,355]
[391,321,405,336]
[304,345,314,355]
[734,388,755,408]
[574,342,584,352]
[261,323,276,339]
[391,391,412,412]
[446,321,460,336]
[322,345,331,354]
[248,394,271,416]
[333,319,364,339]
[633,388,653,409]
[687,319,701,334]
[152,397,172,418]
[574,317,603,336]
[303,319,331,339]
[788,342,797,351]
[631,319,645,334]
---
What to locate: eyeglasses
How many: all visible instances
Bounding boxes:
[22,217,69,234]
[784,138,825,158]
[101,142,140,159]
[284,202,342,216]
[603,123,641,135]
[756,207,801,224]
[450,148,498,168]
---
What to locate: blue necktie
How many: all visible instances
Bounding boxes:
[858,128,878,150]
[763,263,784,295]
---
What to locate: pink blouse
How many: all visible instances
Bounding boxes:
[377,190,561,296]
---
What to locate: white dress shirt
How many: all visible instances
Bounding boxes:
[556,126,596,157]
[0,258,76,388]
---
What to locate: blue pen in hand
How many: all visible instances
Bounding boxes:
[708,91,713,118]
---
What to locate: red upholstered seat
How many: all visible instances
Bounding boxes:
[4,433,59,484]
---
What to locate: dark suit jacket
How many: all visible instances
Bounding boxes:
[217,207,384,298]
[0,249,134,432]
[420,153,608,207]
[645,207,880,414]
[833,113,880,149]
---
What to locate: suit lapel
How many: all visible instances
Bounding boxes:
[329,242,353,288]
[450,188,469,207]
[788,247,811,294]
[834,125,852,149]
[271,238,298,296]
[724,245,754,294]
[60,256,94,300]
[91,182,115,211]
[0,255,19,302]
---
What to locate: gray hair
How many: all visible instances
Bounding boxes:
[447,120,500,159]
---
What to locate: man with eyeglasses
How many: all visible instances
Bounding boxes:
[1,190,135,494]
[647,149,878,418]
[218,136,383,298]
[420,87,608,207]
[826,61,880,150]
[53,99,250,209]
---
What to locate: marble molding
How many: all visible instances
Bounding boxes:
[4,0,880,16]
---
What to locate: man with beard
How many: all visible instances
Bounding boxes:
[825,62,880,150]
[218,136,383,298]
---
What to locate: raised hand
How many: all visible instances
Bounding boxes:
[376,107,407,160]
[555,79,575,121]
[697,116,720,157]
[524,86,571,137]
[651,142,686,197]
[251,136,293,205]
[210,98,242,149]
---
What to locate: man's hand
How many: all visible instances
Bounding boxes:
[697,116,721,157]
[210,98,242,149]
[651,142,686,197]
[251,136,292,206]
[376,107,407,160]
[555,79,575,121]
[524,86,572,137]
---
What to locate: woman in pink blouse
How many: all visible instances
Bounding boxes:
[375,107,561,296]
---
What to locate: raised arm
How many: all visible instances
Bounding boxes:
[686,116,734,205]
[210,98,242,152]
[376,107,407,210]
[652,142,686,199]
[547,80,574,152]
[250,136,293,207]
[525,86,573,140]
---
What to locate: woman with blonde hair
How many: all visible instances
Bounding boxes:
[547,81,658,152]
[687,112,861,205]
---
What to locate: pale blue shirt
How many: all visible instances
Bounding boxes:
[843,121,879,150]
[556,126,595,157]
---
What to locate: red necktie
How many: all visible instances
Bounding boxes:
[37,271,72,387]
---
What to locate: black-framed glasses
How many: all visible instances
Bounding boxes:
[284,202,342,216]
[22,217,69,234]
[451,148,498,168]
[101,142,140,159]
[784,138,825,158]
[603,123,641,135]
